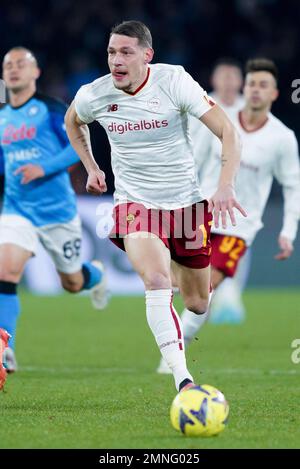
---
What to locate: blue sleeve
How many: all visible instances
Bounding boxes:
[0,145,4,176]
[40,144,80,176]
[49,109,69,148]
[38,95,80,176]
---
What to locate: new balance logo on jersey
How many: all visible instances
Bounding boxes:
[107,104,118,112]
[1,124,37,145]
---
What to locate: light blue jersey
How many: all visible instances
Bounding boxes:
[0,93,80,226]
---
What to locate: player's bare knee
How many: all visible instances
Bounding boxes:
[0,267,21,284]
[61,277,82,293]
[185,297,209,315]
[144,271,171,290]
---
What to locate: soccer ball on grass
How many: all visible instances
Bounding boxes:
[170,384,229,437]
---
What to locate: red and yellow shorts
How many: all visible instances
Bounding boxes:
[109,200,213,269]
[211,234,247,277]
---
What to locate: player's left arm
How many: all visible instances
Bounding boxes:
[273,131,300,260]
[174,68,246,229]
[14,101,80,184]
[200,104,247,228]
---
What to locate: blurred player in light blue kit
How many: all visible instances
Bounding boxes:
[0,47,108,385]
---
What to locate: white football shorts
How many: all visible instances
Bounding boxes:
[0,214,82,274]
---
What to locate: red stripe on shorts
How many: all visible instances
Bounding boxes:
[170,293,183,350]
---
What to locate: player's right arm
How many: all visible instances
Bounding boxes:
[65,101,107,195]
[273,130,300,260]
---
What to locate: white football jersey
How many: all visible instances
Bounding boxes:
[192,111,300,245]
[74,63,214,209]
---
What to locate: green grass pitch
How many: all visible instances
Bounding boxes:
[1,289,300,449]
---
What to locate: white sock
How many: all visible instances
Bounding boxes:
[145,289,193,391]
[182,292,213,346]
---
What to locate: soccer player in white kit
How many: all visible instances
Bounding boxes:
[65,20,246,392]
[175,58,300,349]
[207,60,251,324]
[188,59,249,328]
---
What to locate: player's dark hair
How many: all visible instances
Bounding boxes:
[110,21,152,48]
[245,58,278,84]
[4,46,38,66]
[212,57,242,72]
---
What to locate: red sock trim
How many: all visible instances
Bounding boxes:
[170,293,183,350]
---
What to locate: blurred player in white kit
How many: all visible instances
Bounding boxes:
[192,58,250,327]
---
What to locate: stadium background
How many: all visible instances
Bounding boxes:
[0,0,299,290]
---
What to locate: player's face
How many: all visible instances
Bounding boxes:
[244,71,278,111]
[108,34,153,92]
[2,50,40,93]
[211,65,243,95]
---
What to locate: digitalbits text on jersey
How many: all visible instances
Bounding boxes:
[107,119,168,135]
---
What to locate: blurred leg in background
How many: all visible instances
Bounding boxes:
[209,248,252,324]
